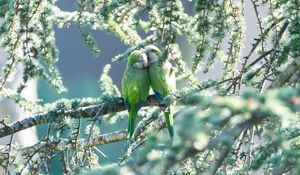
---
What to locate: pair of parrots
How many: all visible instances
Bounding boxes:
[122,45,176,141]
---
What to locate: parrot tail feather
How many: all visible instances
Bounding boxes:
[164,105,174,142]
[127,109,138,139]
[127,117,131,139]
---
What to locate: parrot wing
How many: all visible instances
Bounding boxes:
[122,69,150,139]
[149,60,176,143]
[122,70,149,110]
[150,61,175,99]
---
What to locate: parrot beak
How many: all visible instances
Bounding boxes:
[139,53,148,68]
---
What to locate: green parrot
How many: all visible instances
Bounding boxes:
[144,45,176,141]
[122,50,150,139]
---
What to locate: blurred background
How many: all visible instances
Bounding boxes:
[0,0,263,174]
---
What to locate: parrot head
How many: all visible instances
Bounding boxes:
[128,50,148,69]
[144,45,162,64]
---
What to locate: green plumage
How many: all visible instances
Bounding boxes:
[146,45,176,142]
[122,50,150,139]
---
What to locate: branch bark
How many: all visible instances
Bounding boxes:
[269,56,300,88]
[0,95,160,138]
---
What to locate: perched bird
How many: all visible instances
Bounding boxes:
[144,45,176,142]
[122,50,150,139]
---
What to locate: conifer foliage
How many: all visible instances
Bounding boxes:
[0,0,300,174]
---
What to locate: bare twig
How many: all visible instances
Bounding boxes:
[61,151,68,174]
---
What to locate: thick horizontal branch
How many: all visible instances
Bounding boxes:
[0,95,160,138]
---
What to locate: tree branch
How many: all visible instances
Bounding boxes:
[0,95,160,138]
[270,56,300,88]
[160,109,268,173]
[0,130,128,158]
[206,145,230,175]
